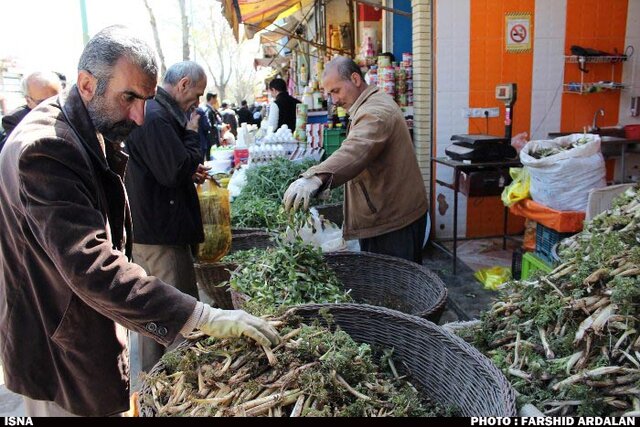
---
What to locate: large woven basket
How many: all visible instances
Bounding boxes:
[138,303,516,417]
[323,251,447,321]
[288,303,517,416]
[229,251,447,322]
[195,230,274,309]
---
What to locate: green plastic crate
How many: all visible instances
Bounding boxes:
[521,252,553,280]
[323,128,347,159]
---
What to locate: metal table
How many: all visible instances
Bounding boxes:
[431,157,522,274]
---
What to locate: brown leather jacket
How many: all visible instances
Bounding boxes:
[304,85,428,240]
[0,87,197,416]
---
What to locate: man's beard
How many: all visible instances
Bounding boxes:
[87,95,138,143]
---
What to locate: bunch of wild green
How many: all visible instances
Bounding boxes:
[231,158,344,230]
[224,238,351,316]
[458,185,640,416]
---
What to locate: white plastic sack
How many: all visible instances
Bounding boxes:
[284,208,352,252]
[520,134,606,211]
[227,165,248,201]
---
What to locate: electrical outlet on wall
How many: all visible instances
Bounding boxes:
[463,107,500,118]
[469,107,500,118]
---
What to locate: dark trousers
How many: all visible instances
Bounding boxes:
[359,212,427,264]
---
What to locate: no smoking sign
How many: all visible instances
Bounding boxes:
[506,13,532,52]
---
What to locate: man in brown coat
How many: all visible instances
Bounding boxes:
[0,25,278,416]
[284,56,428,263]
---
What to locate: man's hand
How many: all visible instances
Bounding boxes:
[187,110,201,132]
[193,164,211,184]
[283,176,323,212]
[196,305,280,348]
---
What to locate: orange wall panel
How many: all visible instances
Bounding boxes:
[467,0,534,237]
[561,0,628,132]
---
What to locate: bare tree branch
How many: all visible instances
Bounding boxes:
[178,0,190,60]
[142,0,166,75]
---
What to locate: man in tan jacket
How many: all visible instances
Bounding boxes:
[284,56,428,263]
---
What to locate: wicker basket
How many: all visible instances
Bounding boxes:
[194,262,237,309]
[314,202,343,226]
[229,231,275,252]
[230,251,447,322]
[288,303,517,416]
[195,231,275,308]
[138,303,516,417]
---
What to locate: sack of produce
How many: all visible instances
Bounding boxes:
[520,133,606,211]
[197,179,232,262]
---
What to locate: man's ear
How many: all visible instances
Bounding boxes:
[351,72,363,88]
[77,70,97,103]
[179,77,190,93]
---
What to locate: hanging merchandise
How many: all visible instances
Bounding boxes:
[293,103,308,143]
[339,23,352,52]
[197,179,232,262]
[330,29,341,51]
[299,63,308,87]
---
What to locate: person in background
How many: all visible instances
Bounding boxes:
[237,100,253,125]
[0,25,278,417]
[283,56,428,264]
[221,123,236,146]
[205,92,222,149]
[1,71,62,149]
[196,101,212,161]
[220,101,238,137]
[252,101,263,127]
[266,77,300,131]
[123,61,237,373]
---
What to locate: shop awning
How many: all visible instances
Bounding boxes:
[253,56,291,70]
[223,0,315,41]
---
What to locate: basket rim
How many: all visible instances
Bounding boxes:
[323,251,449,318]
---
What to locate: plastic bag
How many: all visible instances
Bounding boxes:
[520,133,606,211]
[227,165,248,201]
[197,179,232,262]
[474,266,511,291]
[284,208,349,252]
[501,167,530,207]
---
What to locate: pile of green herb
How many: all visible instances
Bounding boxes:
[142,314,452,417]
[457,185,640,416]
[225,238,351,316]
[231,158,344,230]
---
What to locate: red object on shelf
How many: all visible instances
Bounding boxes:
[509,199,585,233]
[358,4,382,21]
[624,124,640,140]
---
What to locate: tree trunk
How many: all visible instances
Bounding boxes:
[178,0,190,61]
[142,0,166,76]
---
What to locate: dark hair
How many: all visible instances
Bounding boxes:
[241,100,247,107]
[78,25,158,96]
[163,61,206,87]
[379,52,395,62]
[221,102,228,108]
[269,78,287,93]
[206,92,217,101]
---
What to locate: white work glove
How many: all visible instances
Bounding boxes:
[283,176,323,212]
[196,305,280,348]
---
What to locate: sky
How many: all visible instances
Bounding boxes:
[0,0,266,110]
[0,0,193,108]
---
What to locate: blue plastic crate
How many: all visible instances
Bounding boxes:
[535,223,574,265]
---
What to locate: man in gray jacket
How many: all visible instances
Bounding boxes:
[0,25,278,417]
